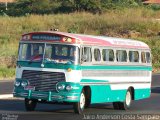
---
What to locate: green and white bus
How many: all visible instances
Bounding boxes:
[13,31,152,114]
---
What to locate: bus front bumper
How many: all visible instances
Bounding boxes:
[13,90,80,102]
[13,79,82,102]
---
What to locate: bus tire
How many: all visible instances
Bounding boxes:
[85,98,91,108]
[73,90,85,114]
[25,98,37,111]
[113,102,121,110]
[119,89,132,110]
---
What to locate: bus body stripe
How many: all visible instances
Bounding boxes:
[80,81,150,86]
[17,61,152,71]
[82,70,150,77]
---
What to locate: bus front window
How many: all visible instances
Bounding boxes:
[18,43,45,61]
[45,44,79,65]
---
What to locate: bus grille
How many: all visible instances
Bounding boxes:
[22,70,65,92]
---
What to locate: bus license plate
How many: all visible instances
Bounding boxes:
[24,86,35,90]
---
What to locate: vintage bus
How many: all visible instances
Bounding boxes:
[13,31,152,114]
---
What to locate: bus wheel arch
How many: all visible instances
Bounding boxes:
[73,89,85,114]
[129,86,135,100]
[120,87,133,110]
[25,98,37,111]
[73,86,91,114]
[83,86,91,108]
[113,87,134,110]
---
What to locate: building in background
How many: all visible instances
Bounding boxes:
[143,0,160,4]
[0,0,15,10]
[0,0,14,3]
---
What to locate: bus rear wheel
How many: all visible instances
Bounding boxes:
[73,90,85,114]
[25,98,37,111]
[113,102,121,110]
[121,89,132,110]
[113,89,132,110]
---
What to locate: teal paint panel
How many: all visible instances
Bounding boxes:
[90,85,110,103]
[134,88,151,100]
[81,79,151,103]
[81,79,107,82]
[17,61,80,70]
[17,61,152,71]
[90,86,151,103]
[81,65,152,71]
[90,85,126,103]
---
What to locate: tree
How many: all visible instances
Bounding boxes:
[60,0,102,13]
[7,0,59,16]
[4,0,143,16]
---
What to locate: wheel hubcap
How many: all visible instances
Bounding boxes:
[80,93,85,109]
[126,91,131,106]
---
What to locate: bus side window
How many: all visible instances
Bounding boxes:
[129,51,139,62]
[141,52,146,63]
[82,47,92,62]
[146,52,151,63]
[22,44,29,60]
[94,48,101,61]
[116,50,127,62]
[102,49,114,62]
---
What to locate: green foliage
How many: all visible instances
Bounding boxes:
[1,0,159,16]
[1,0,151,16]
[0,67,15,79]
[149,4,160,11]
[6,0,61,16]
[60,0,102,13]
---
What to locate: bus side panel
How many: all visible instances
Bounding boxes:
[90,85,127,103]
[90,86,151,103]
[134,88,151,100]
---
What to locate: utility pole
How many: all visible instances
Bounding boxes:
[5,0,8,10]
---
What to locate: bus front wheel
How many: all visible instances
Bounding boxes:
[73,90,86,114]
[25,98,37,111]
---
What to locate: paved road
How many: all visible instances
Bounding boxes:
[152,74,160,87]
[0,80,13,94]
[0,92,160,120]
[0,74,160,120]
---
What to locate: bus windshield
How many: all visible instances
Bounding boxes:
[18,43,79,64]
[44,44,79,64]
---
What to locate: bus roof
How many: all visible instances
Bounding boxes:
[22,31,149,49]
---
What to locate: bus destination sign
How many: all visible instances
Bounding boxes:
[31,34,61,41]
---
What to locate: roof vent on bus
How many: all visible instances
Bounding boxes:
[50,28,59,31]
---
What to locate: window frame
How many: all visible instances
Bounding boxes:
[81,46,92,64]
[116,50,127,62]
[129,51,139,63]
[102,49,115,62]
[94,48,101,62]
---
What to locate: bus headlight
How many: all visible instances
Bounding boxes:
[15,81,20,87]
[21,81,28,87]
[57,84,65,91]
[66,85,72,91]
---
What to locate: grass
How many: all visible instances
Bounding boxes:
[0,7,160,79]
[0,67,15,80]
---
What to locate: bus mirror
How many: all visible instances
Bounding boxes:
[82,55,87,62]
